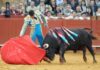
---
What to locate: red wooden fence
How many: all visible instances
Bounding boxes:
[0,16,100,46]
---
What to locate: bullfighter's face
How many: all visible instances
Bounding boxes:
[42,43,55,61]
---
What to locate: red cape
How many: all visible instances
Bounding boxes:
[1,35,46,65]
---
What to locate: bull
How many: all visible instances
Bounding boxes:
[42,27,97,63]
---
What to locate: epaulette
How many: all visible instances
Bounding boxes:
[24,15,31,20]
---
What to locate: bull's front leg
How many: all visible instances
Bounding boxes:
[59,44,66,63]
[83,47,87,62]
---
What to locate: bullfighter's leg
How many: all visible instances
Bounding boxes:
[86,43,97,63]
[31,31,36,42]
[82,47,87,62]
[59,44,66,63]
[37,33,44,47]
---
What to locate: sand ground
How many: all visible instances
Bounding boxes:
[0,52,100,70]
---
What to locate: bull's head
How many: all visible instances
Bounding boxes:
[42,43,55,61]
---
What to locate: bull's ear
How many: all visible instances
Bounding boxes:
[43,43,49,49]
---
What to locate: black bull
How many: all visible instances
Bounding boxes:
[42,27,97,63]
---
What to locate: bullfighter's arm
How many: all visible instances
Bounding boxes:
[19,19,29,36]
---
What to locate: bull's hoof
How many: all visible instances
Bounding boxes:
[83,59,87,63]
[93,60,97,63]
[83,57,87,63]
[60,59,66,64]
[43,57,51,63]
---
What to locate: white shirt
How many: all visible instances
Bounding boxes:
[56,0,63,6]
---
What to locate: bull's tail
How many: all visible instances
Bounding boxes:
[83,28,93,34]
[83,28,96,40]
[88,32,97,40]
[91,34,97,40]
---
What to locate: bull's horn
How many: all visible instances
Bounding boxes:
[43,43,49,49]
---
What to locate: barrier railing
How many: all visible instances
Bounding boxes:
[0,16,100,45]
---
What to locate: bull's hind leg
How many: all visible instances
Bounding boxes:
[59,44,66,63]
[83,47,87,62]
[86,44,97,63]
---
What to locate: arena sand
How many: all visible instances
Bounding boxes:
[0,51,100,70]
